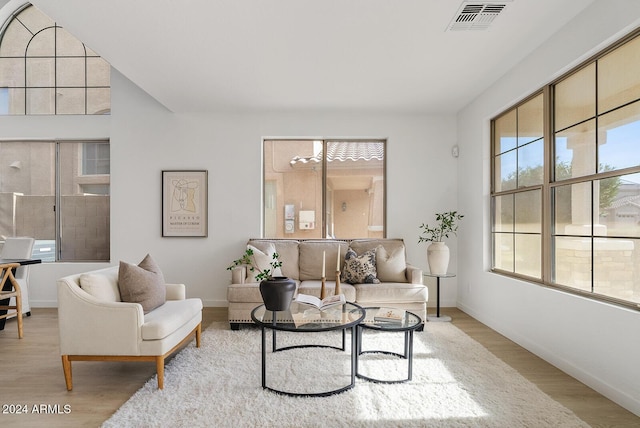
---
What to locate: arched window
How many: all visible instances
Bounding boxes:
[0,3,110,115]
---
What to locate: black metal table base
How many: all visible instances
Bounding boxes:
[356,328,415,384]
[261,325,357,397]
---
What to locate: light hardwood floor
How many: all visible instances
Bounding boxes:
[1,307,638,427]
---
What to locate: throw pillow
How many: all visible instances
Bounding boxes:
[80,269,121,302]
[341,248,380,284]
[246,243,283,282]
[118,254,166,314]
[375,245,407,282]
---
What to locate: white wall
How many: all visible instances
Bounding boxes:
[18,69,459,311]
[456,0,640,416]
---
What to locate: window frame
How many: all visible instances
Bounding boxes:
[0,3,111,115]
[262,138,387,239]
[0,138,110,262]
[491,91,546,282]
[490,29,640,311]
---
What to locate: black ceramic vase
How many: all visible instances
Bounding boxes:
[259,276,296,311]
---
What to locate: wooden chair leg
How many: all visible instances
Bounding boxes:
[16,292,23,339]
[61,355,73,391]
[196,323,202,348]
[156,356,164,389]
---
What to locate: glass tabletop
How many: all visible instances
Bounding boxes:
[251,301,365,332]
[423,272,456,279]
[359,307,422,331]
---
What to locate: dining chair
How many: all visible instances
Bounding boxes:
[0,237,35,316]
[0,263,23,338]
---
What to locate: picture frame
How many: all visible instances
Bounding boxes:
[162,170,208,237]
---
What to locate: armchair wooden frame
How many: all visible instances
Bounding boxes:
[61,323,201,390]
[0,263,23,339]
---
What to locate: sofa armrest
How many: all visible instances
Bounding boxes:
[57,278,144,355]
[406,264,423,284]
[165,283,186,300]
[230,265,247,284]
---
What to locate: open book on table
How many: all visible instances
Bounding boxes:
[295,293,346,310]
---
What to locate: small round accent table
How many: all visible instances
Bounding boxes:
[423,272,455,322]
[356,307,422,383]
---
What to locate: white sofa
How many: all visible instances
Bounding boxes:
[57,266,203,390]
[227,238,427,329]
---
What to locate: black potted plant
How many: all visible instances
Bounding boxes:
[227,248,295,311]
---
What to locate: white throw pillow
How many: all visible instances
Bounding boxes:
[80,270,121,302]
[246,244,283,282]
[376,245,407,282]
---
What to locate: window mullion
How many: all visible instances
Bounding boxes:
[55,141,61,261]
[322,140,327,238]
[542,85,553,284]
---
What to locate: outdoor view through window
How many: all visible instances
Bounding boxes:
[264,140,385,239]
[491,31,640,308]
[0,4,110,115]
[0,3,111,261]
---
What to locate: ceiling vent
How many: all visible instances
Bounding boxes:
[447,2,510,31]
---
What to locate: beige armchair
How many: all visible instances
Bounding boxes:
[57,266,202,390]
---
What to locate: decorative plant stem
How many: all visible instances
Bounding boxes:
[227,248,283,281]
[418,211,464,243]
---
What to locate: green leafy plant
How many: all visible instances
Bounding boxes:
[418,211,464,243]
[227,248,283,281]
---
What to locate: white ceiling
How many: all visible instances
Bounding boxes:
[21,0,596,114]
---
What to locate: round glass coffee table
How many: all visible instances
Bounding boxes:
[251,301,365,397]
[356,307,422,383]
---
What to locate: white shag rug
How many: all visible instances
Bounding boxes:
[103,322,588,428]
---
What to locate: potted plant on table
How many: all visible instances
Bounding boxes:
[227,248,295,311]
[418,211,464,275]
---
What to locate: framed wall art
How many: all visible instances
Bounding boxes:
[162,170,208,237]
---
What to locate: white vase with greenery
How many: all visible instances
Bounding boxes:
[426,242,450,275]
[418,211,464,275]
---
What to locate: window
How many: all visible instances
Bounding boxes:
[263,139,385,239]
[492,93,544,279]
[0,87,8,113]
[491,31,640,308]
[0,3,110,115]
[0,140,110,261]
[82,141,110,175]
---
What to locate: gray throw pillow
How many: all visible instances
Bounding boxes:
[118,254,166,314]
[341,248,380,284]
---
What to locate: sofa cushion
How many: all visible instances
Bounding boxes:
[141,298,203,340]
[375,244,408,283]
[245,243,283,282]
[354,282,428,303]
[349,239,406,253]
[299,240,349,281]
[228,280,301,303]
[118,254,167,314]
[298,280,357,302]
[80,269,121,302]
[248,239,299,280]
[341,248,380,284]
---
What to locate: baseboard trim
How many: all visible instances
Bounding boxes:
[457,302,640,417]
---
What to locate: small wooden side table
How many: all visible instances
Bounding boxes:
[423,272,455,322]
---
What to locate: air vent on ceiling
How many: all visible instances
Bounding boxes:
[447,2,509,32]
